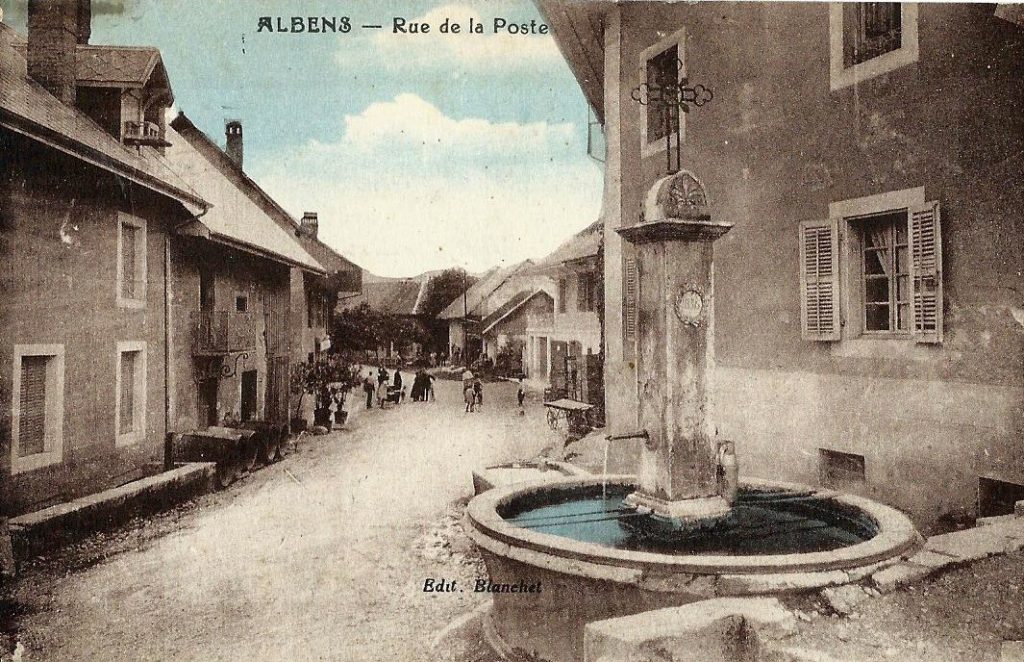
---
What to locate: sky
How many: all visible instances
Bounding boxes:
[2,0,603,277]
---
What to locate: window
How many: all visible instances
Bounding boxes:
[577,273,596,312]
[830,3,918,91]
[235,294,248,313]
[115,341,147,446]
[557,278,568,314]
[857,212,910,334]
[843,3,902,67]
[819,449,866,488]
[116,213,147,308]
[640,27,686,155]
[801,188,943,344]
[11,345,65,474]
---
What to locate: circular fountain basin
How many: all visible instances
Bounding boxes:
[465,475,921,662]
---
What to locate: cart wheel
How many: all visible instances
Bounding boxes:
[236,437,259,475]
[215,459,237,489]
[258,430,282,465]
[546,409,560,430]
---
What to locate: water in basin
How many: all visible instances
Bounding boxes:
[501,485,877,555]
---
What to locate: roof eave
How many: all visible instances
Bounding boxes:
[535,0,608,123]
[0,107,207,212]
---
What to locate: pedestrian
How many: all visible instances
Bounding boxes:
[473,377,483,411]
[363,375,375,409]
[427,372,436,402]
[377,365,388,389]
[464,382,475,413]
[517,377,526,416]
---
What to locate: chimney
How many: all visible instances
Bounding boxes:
[225,120,243,168]
[300,212,319,239]
[27,0,90,105]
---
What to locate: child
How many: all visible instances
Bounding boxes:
[473,378,483,411]
[464,383,475,413]
[517,377,526,416]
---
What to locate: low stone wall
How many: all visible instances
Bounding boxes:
[9,462,215,560]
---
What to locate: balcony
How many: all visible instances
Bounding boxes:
[191,311,257,356]
[123,120,171,147]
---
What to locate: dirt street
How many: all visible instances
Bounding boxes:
[3,377,561,662]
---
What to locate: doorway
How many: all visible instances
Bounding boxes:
[240,370,258,422]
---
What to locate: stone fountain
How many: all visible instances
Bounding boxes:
[465,171,921,662]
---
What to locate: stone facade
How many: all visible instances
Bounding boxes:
[541,1,1024,530]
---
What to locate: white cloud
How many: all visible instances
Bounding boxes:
[312,93,573,159]
[250,95,602,277]
[342,4,561,71]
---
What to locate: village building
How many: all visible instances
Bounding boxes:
[539,1,1024,529]
[162,114,327,431]
[525,220,603,406]
[438,260,540,365]
[479,289,554,377]
[1,5,205,515]
[0,1,357,516]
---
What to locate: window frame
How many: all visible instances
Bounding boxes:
[234,292,249,313]
[10,344,65,474]
[831,186,925,343]
[116,212,147,309]
[640,26,687,158]
[829,2,919,92]
[854,212,911,337]
[114,340,147,447]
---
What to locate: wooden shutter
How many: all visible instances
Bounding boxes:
[909,201,943,344]
[120,351,136,433]
[18,356,48,456]
[799,219,840,341]
[624,256,637,340]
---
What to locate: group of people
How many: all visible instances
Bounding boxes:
[409,368,436,402]
[362,365,435,409]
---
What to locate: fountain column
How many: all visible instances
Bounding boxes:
[616,171,733,525]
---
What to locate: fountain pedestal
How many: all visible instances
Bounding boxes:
[616,171,733,525]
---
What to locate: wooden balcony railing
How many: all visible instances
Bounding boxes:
[191,311,257,355]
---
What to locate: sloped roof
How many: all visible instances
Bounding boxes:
[76,45,163,87]
[480,289,552,335]
[534,219,602,269]
[170,113,360,279]
[0,23,203,210]
[163,124,323,271]
[339,280,425,316]
[438,261,534,320]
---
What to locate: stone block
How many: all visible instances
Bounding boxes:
[871,563,931,593]
[821,584,870,615]
[584,597,795,662]
[905,549,957,572]
[924,526,1014,563]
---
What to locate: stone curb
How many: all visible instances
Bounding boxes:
[865,516,1024,594]
[8,461,216,561]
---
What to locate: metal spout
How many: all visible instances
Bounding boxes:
[606,430,649,442]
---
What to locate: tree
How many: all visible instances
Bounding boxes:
[331,302,431,359]
[419,268,478,319]
[331,303,381,354]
